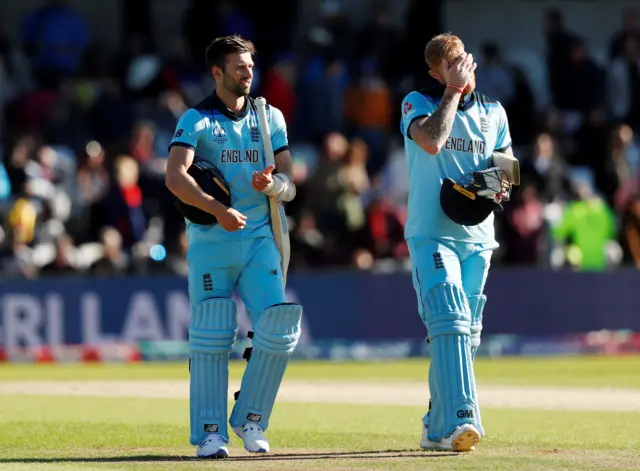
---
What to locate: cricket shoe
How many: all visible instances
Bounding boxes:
[233,422,270,453]
[420,423,479,452]
[196,433,229,458]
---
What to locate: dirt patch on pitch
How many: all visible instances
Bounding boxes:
[0,379,638,411]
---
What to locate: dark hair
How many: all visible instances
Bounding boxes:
[545,8,564,27]
[481,41,500,60]
[205,34,256,70]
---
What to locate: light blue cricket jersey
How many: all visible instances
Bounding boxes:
[169,93,289,245]
[400,84,512,244]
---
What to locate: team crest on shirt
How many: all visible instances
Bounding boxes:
[213,122,227,143]
[479,116,489,133]
[248,113,260,143]
[250,126,260,143]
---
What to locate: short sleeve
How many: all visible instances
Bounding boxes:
[269,106,289,155]
[495,104,512,152]
[400,92,437,140]
[168,108,205,152]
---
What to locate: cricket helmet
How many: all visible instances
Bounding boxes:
[440,167,512,226]
[173,158,231,225]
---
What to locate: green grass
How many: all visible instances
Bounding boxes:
[1,355,640,388]
[0,394,638,470]
[0,356,639,470]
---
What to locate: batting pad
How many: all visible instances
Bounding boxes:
[424,353,443,434]
[423,283,481,440]
[230,303,302,431]
[467,295,487,361]
[189,298,238,445]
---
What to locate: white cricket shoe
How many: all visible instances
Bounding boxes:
[233,423,270,453]
[420,423,479,452]
[196,433,229,458]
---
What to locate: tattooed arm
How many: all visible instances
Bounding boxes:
[408,87,461,155]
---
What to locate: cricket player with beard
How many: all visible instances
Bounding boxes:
[400,33,518,452]
[165,35,302,459]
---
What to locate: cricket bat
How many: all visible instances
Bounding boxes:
[255,96,291,286]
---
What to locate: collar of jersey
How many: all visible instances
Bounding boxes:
[211,91,250,121]
[420,81,477,112]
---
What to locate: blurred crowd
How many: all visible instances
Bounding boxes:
[1,0,640,281]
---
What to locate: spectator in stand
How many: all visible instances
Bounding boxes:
[619,195,640,268]
[608,36,640,132]
[89,226,131,276]
[609,9,640,60]
[366,192,406,260]
[520,132,571,204]
[552,179,618,271]
[543,9,582,111]
[39,232,79,276]
[475,41,515,108]
[262,53,296,124]
[19,0,89,88]
[500,182,545,265]
[98,155,148,250]
[2,3,640,275]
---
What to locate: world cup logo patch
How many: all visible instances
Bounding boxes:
[213,123,227,143]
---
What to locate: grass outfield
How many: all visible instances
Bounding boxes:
[0,356,639,470]
[1,356,640,388]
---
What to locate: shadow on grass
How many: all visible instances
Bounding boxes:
[1,449,458,463]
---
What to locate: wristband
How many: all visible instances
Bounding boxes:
[447,84,464,93]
